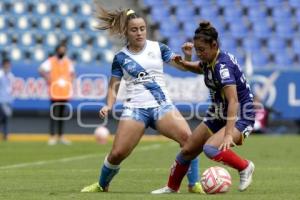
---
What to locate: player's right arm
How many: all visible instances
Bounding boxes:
[173,42,203,74]
[99,77,121,118]
[99,55,123,118]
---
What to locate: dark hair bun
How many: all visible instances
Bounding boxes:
[199,21,211,29]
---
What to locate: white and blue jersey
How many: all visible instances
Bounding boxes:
[111,40,174,108]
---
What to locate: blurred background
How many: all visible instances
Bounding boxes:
[1,0,300,136]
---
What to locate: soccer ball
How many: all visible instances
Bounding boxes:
[94,126,110,144]
[200,166,232,194]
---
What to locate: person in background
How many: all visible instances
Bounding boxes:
[253,95,280,133]
[39,42,75,145]
[0,58,14,141]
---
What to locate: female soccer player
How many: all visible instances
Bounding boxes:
[152,21,255,194]
[81,6,203,193]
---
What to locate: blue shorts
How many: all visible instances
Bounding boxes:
[120,103,175,129]
[203,111,255,138]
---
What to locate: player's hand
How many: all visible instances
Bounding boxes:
[174,55,183,65]
[219,134,236,151]
[181,42,194,57]
[99,105,111,118]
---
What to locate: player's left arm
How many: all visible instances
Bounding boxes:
[220,85,239,150]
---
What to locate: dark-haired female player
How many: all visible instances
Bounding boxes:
[152,21,255,194]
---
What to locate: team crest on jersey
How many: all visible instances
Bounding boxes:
[148,51,156,59]
[220,64,230,79]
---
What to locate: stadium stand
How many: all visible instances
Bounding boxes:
[0,0,299,68]
[140,0,300,68]
[0,0,113,65]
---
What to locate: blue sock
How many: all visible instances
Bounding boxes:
[187,157,199,186]
[99,156,120,189]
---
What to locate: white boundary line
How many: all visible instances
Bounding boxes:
[0,144,163,170]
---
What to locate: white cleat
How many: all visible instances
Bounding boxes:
[151,186,177,194]
[48,138,57,146]
[239,161,255,191]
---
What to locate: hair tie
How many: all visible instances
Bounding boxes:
[126,9,135,16]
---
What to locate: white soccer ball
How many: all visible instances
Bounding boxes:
[200,166,232,194]
[94,126,110,144]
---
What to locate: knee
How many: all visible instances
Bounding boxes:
[177,130,191,146]
[203,144,220,159]
[181,146,196,160]
[108,149,126,164]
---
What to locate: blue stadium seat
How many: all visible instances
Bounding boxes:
[19,31,35,47]
[252,51,269,67]
[267,37,286,54]
[216,0,236,7]
[11,1,27,15]
[272,7,292,20]
[168,0,190,8]
[240,0,260,7]
[292,37,300,54]
[0,15,9,30]
[295,9,300,23]
[0,32,8,47]
[183,23,198,38]
[274,51,293,67]
[191,0,213,8]
[32,2,50,16]
[230,23,248,39]
[224,8,243,22]
[276,22,294,39]
[289,0,300,8]
[248,7,267,21]
[143,0,165,7]
[159,20,179,38]
[150,7,170,23]
[168,36,186,51]
[220,35,236,53]
[243,37,261,53]
[176,6,195,22]
[15,16,31,30]
[45,32,58,47]
[253,21,272,38]
[265,0,283,8]
[38,16,55,31]
[61,17,78,32]
[200,7,219,21]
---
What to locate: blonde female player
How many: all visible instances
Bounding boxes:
[81,6,204,194]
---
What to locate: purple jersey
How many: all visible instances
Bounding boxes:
[200,51,254,120]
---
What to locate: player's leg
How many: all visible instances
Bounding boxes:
[153,105,202,192]
[152,122,212,193]
[99,119,145,190]
[48,100,57,145]
[202,122,254,191]
[81,108,147,192]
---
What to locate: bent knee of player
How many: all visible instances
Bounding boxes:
[109,149,128,164]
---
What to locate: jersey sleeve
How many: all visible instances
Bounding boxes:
[215,63,236,87]
[111,55,123,78]
[159,42,175,63]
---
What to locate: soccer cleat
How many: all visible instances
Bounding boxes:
[151,186,177,194]
[238,161,255,191]
[59,138,72,145]
[80,182,106,192]
[48,138,57,146]
[188,182,206,194]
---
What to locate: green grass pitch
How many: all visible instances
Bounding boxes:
[0,135,300,200]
